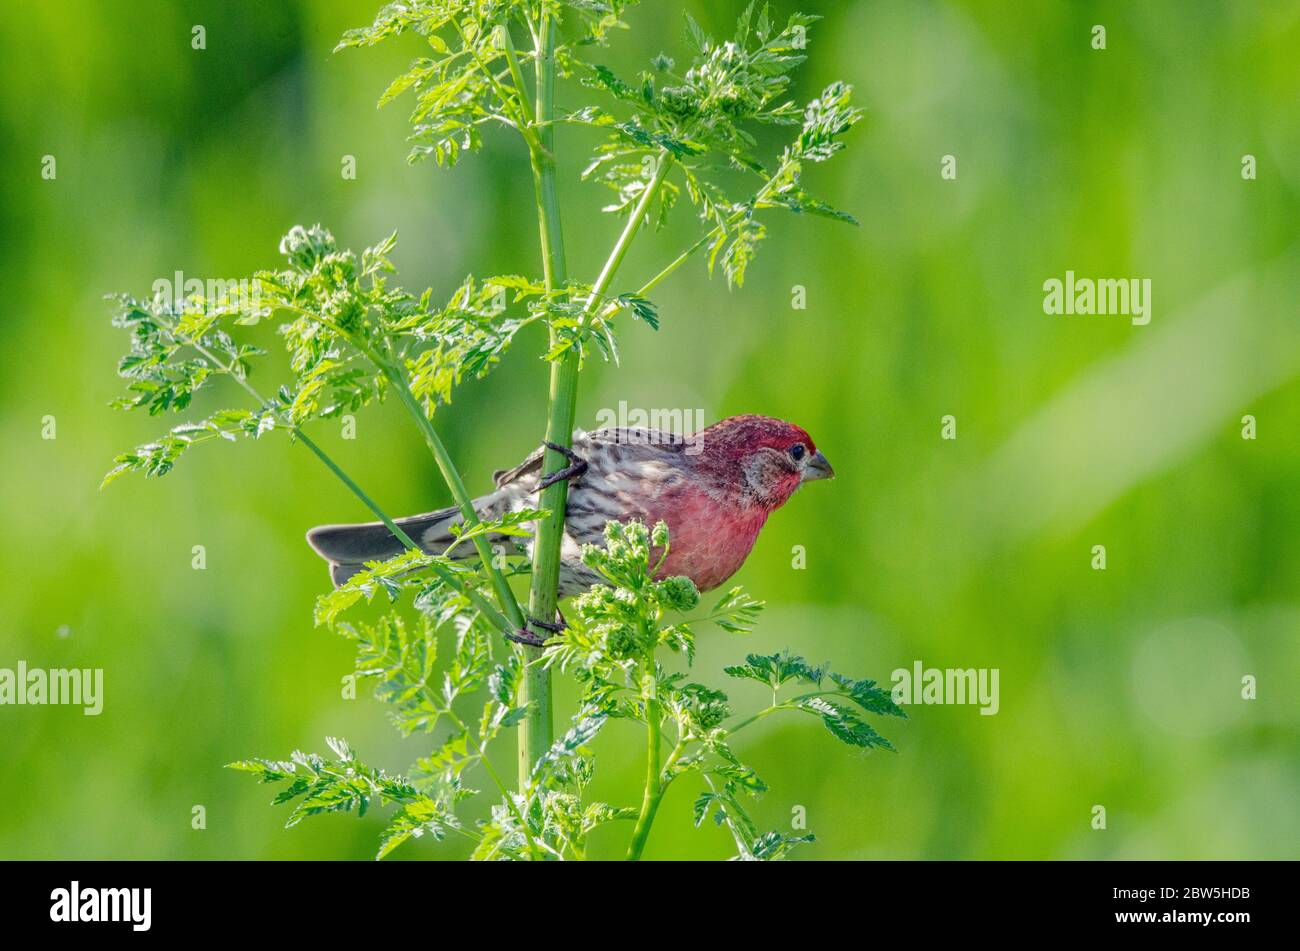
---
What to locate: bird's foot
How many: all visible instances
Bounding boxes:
[525,610,567,633]
[506,609,567,647]
[506,626,547,648]
[537,441,589,491]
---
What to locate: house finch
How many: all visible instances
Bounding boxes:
[306,414,834,601]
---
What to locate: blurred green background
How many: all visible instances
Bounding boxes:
[2,0,1298,860]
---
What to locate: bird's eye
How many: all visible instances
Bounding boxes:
[789,444,806,461]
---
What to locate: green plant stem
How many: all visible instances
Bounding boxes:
[258,310,525,634]
[185,335,514,633]
[722,704,786,737]
[626,694,664,861]
[627,731,688,861]
[296,432,415,537]
[628,229,712,301]
[447,711,543,859]
[601,158,798,320]
[519,150,677,791]
[456,19,543,153]
[500,25,534,127]
[383,361,527,632]
[725,689,856,735]
[519,6,569,790]
[584,151,675,310]
[294,432,513,633]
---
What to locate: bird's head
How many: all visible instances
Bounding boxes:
[698,414,834,510]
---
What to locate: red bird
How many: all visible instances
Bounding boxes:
[306,414,833,598]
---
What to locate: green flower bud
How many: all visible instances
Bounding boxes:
[580,543,607,570]
[605,623,640,659]
[651,520,670,549]
[656,576,700,612]
[573,584,616,619]
[278,223,336,272]
[624,521,649,548]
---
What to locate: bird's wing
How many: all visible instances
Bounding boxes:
[492,427,688,490]
[583,427,692,452]
[492,444,546,488]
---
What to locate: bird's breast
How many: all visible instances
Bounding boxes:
[558,444,769,593]
[652,491,768,592]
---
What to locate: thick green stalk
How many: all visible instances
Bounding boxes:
[518,7,569,788]
[518,13,675,788]
[520,149,676,789]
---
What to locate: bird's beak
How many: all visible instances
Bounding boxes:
[801,449,835,482]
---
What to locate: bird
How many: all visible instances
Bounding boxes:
[305,414,834,605]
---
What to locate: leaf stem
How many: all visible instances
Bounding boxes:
[184,335,513,633]
[293,431,513,633]
[602,158,796,320]
[722,703,788,737]
[448,711,542,859]
[583,151,675,313]
[500,23,535,127]
[383,359,527,632]
[627,229,712,301]
[265,304,526,633]
[455,18,542,154]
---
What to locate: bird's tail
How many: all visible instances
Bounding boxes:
[306,504,469,587]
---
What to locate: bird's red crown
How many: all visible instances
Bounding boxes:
[702,414,816,460]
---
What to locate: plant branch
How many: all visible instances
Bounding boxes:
[185,336,513,634]
[600,158,795,321]
[454,17,543,154]
[583,151,676,313]
[722,704,787,737]
[383,357,527,632]
[448,711,543,859]
[500,23,535,128]
[626,229,712,302]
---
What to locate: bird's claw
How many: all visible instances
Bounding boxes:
[506,610,567,647]
[526,610,567,633]
[538,441,588,491]
[506,626,547,648]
